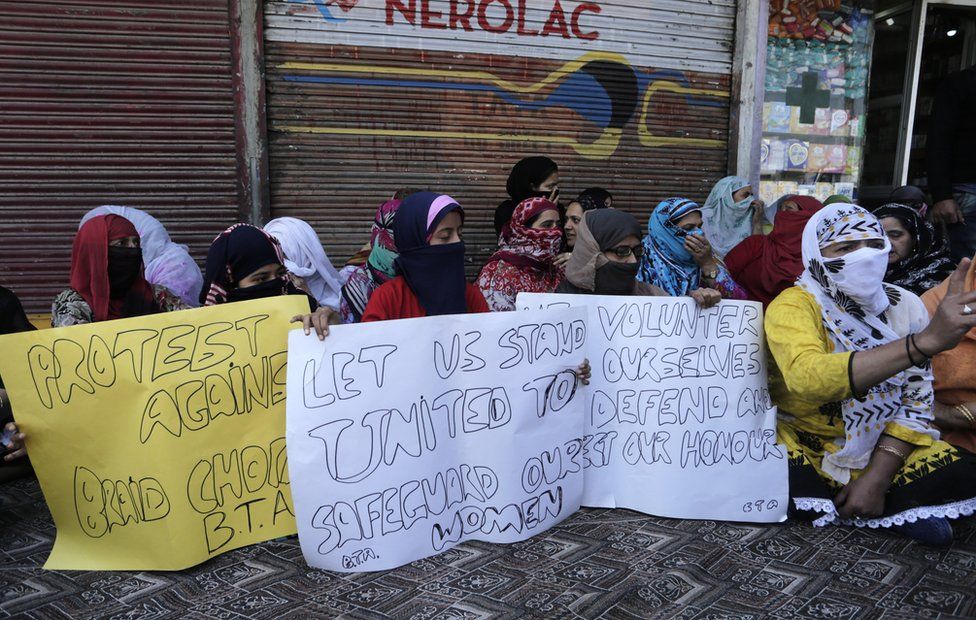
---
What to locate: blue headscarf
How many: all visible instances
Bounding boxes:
[637,198,702,296]
[393,191,468,316]
[701,175,752,258]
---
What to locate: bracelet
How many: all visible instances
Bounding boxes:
[910,334,935,360]
[955,404,976,430]
[875,444,910,462]
[905,336,921,367]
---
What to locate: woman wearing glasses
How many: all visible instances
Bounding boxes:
[637,197,747,302]
[557,208,721,307]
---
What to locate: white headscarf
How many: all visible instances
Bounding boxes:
[701,175,753,258]
[79,205,203,307]
[264,217,343,310]
[796,203,937,484]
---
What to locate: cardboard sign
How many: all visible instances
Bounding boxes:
[0,296,310,570]
[286,307,589,572]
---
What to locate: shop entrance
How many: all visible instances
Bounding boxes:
[862,0,976,205]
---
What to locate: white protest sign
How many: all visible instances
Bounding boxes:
[517,294,789,522]
[286,307,589,572]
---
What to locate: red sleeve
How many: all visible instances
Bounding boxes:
[466,284,490,313]
[723,235,763,278]
[361,281,397,322]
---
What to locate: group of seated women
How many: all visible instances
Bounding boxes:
[2,155,975,548]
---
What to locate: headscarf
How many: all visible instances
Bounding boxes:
[340,199,401,322]
[637,198,702,296]
[71,215,157,322]
[492,198,563,269]
[80,206,203,307]
[200,224,307,306]
[264,217,343,309]
[823,194,851,206]
[563,209,641,294]
[394,192,468,316]
[701,175,753,258]
[493,156,558,237]
[873,203,955,296]
[577,187,613,212]
[725,195,824,307]
[889,185,929,217]
[797,203,937,483]
[0,286,34,336]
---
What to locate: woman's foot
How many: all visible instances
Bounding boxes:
[891,516,954,546]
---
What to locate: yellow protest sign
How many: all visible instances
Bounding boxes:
[0,296,310,570]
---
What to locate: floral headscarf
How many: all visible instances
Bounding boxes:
[637,197,702,296]
[478,197,563,311]
[340,199,401,323]
[797,203,936,484]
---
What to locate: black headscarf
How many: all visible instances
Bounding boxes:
[493,156,558,237]
[888,185,929,216]
[578,187,613,211]
[200,224,314,307]
[873,203,955,295]
[0,286,34,406]
[394,192,468,316]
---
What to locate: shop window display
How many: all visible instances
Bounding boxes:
[761,0,876,206]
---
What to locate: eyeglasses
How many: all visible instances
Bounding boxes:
[609,244,644,259]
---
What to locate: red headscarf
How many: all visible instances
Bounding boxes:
[71,214,155,322]
[490,197,563,271]
[725,195,824,307]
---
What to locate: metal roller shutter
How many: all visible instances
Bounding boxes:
[0,0,241,313]
[264,0,735,277]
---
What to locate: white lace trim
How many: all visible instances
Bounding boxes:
[793,496,976,529]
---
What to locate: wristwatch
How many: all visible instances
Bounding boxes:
[703,267,719,280]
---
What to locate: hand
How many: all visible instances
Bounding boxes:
[689,288,721,308]
[751,200,766,233]
[931,199,965,226]
[290,306,339,341]
[834,468,890,520]
[916,259,976,354]
[548,187,560,204]
[3,422,27,462]
[684,233,714,267]
[576,359,591,386]
[554,252,571,267]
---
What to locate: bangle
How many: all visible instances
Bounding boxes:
[910,334,935,360]
[875,444,910,462]
[955,404,976,430]
[905,336,921,367]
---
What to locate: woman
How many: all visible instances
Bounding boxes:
[493,156,559,238]
[362,192,488,321]
[874,203,955,296]
[766,203,976,545]
[340,199,401,323]
[890,185,929,217]
[921,256,976,452]
[80,205,203,308]
[563,188,612,253]
[200,224,333,338]
[725,195,825,308]
[637,198,748,300]
[264,217,344,310]
[557,209,721,306]
[478,197,564,312]
[53,215,188,327]
[701,176,764,258]
[1,286,34,464]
